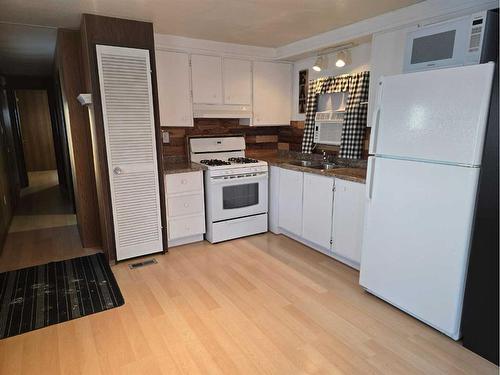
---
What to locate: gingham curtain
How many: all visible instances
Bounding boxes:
[301,71,370,158]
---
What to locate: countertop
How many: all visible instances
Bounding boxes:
[163,160,206,175]
[261,156,367,184]
[163,155,366,183]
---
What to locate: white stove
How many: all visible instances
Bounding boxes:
[189,136,268,243]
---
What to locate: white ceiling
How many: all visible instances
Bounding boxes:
[1,0,422,47]
[0,0,422,76]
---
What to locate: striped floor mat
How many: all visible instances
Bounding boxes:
[0,253,124,339]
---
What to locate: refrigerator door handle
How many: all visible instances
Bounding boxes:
[369,107,381,153]
[366,157,375,200]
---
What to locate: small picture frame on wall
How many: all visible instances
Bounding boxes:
[298,69,308,114]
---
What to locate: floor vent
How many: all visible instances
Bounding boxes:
[128,258,158,269]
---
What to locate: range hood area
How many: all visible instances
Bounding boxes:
[192,103,252,123]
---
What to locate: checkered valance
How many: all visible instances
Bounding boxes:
[301,71,370,158]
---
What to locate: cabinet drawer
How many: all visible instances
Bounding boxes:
[168,215,206,240]
[166,172,203,195]
[167,194,204,217]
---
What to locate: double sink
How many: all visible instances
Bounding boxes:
[287,160,342,170]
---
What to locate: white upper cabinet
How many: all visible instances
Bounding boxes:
[368,27,410,127]
[156,50,193,127]
[253,61,292,126]
[191,54,223,104]
[222,58,252,105]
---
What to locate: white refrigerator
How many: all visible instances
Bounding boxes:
[359,63,495,340]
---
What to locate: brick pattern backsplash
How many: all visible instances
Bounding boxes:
[161,119,370,160]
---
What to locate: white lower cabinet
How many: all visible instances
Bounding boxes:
[165,171,206,247]
[302,173,334,249]
[277,168,365,269]
[278,168,303,236]
[331,179,366,266]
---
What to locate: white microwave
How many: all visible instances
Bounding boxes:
[403,10,498,73]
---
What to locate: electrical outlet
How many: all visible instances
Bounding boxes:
[162,131,170,144]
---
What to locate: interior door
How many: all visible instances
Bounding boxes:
[16,89,57,172]
[371,63,494,165]
[360,156,480,339]
[96,45,163,261]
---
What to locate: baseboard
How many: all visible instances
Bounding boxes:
[168,234,204,247]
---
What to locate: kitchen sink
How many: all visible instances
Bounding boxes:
[288,160,342,170]
[288,160,321,167]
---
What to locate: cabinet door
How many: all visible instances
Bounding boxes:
[156,50,193,127]
[253,62,292,126]
[268,166,280,234]
[302,173,334,249]
[278,168,303,236]
[223,58,252,105]
[191,54,223,104]
[368,28,409,127]
[332,179,366,266]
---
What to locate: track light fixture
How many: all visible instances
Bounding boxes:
[335,49,351,68]
[312,55,328,72]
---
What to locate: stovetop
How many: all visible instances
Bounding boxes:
[200,159,231,166]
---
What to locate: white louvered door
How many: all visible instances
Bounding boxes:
[96,45,163,261]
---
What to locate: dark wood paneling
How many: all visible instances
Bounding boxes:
[15,89,57,171]
[54,29,101,248]
[80,14,167,262]
[0,83,20,252]
[162,118,282,159]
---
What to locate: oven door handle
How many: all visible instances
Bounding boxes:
[210,173,268,184]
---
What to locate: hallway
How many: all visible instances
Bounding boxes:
[0,170,98,272]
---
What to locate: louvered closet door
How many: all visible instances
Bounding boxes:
[96,45,163,261]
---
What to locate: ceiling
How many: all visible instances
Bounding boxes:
[0,23,57,76]
[0,0,422,76]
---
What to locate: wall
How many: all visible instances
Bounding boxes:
[15,89,57,171]
[54,29,101,248]
[162,119,281,159]
[0,80,20,251]
[291,41,372,121]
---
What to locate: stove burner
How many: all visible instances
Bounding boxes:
[228,157,259,164]
[200,159,231,166]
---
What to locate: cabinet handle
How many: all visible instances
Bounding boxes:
[181,179,187,184]
[113,167,123,175]
[366,157,375,200]
[184,203,189,208]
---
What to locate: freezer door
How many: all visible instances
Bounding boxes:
[360,157,480,339]
[370,63,494,166]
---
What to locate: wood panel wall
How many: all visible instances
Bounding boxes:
[54,29,101,248]
[15,89,57,171]
[162,119,281,159]
[162,119,371,160]
[80,14,167,262]
[0,81,20,252]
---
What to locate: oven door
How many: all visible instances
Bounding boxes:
[209,172,268,222]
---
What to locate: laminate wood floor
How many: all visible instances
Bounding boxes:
[0,230,497,374]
